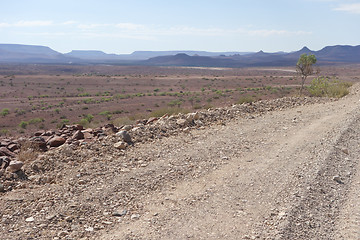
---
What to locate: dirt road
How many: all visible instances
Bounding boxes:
[1,85,360,240]
[99,85,360,240]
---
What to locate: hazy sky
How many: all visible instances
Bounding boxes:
[1,0,359,54]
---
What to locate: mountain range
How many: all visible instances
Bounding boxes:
[0,43,359,67]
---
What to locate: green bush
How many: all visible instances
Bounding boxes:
[19,121,28,129]
[236,96,255,104]
[29,118,44,125]
[308,77,352,98]
[1,108,10,117]
[149,107,190,118]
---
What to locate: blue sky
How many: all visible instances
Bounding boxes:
[1,0,359,53]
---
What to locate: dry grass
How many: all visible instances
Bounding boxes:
[17,140,41,163]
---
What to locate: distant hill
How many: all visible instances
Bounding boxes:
[0,44,74,63]
[144,45,360,67]
[0,43,360,66]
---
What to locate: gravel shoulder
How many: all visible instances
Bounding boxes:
[100,84,360,240]
[1,84,360,240]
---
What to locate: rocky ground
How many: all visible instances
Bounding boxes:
[1,84,360,240]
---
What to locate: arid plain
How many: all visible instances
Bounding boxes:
[1,64,359,136]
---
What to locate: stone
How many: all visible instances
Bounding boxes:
[57,231,68,237]
[147,117,158,124]
[7,161,24,173]
[0,183,4,192]
[186,112,200,121]
[72,130,84,140]
[83,131,93,139]
[112,209,127,217]
[7,143,19,152]
[116,131,132,143]
[0,147,15,157]
[113,141,128,150]
[341,148,349,155]
[333,175,343,184]
[84,226,94,232]
[122,125,132,131]
[29,136,47,151]
[34,131,44,136]
[74,124,83,130]
[176,119,187,126]
[0,156,10,170]
[47,137,66,147]
[130,214,140,220]
[25,217,34,222]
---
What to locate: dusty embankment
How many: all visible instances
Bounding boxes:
[1,84,360,240]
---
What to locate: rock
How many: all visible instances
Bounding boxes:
[186,112,200,121]
[194,120,204,126]
[102,221,113,225]
[116,131,132,143]
[72,130,84,140]
[73,124,83,130]
[333,175,343,184]
[0,183,4,192]
[57,231,69,238]
[0,147,15,157]
[113,141,128,150]
[25,217,34,222]
[130,214,140,220]
[176,119,187,126]
[122,125,132,131]
[84,226,94,232]
[0,156,10,170]
[29,136,47,151]
[341,148,349,154]
[7,143,19,152]
[7,160,24,173]
[34,131,44,136]
[112,209,127,217]
[147,117,158,124]
[47,137,66,147]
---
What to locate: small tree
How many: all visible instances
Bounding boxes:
[296,53,317,94]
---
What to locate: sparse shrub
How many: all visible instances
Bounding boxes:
[308,77,352,98]
[237,96,255,104]
[112,117,134,126]
[29,118,44,125]
[149,107,190,118]
[19,121,28,129]
[168,99,183,107]
[0,129,9,136]
[17,140,40,163]
[99,111,112,120]
[79,118,90,128]
[1,108,10,117]
[83,114,94,123]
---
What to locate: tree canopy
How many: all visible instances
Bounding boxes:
[296,54,317,94]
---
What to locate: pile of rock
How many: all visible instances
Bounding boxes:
[0,96,332,189]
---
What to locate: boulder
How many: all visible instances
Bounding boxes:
[72,130,84,140]
[7,143,19,152]
[7,160,24,173]
[116,131,132,143]
[29,136,47,151]
[0,147,15,157]
[48,137,66,147]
